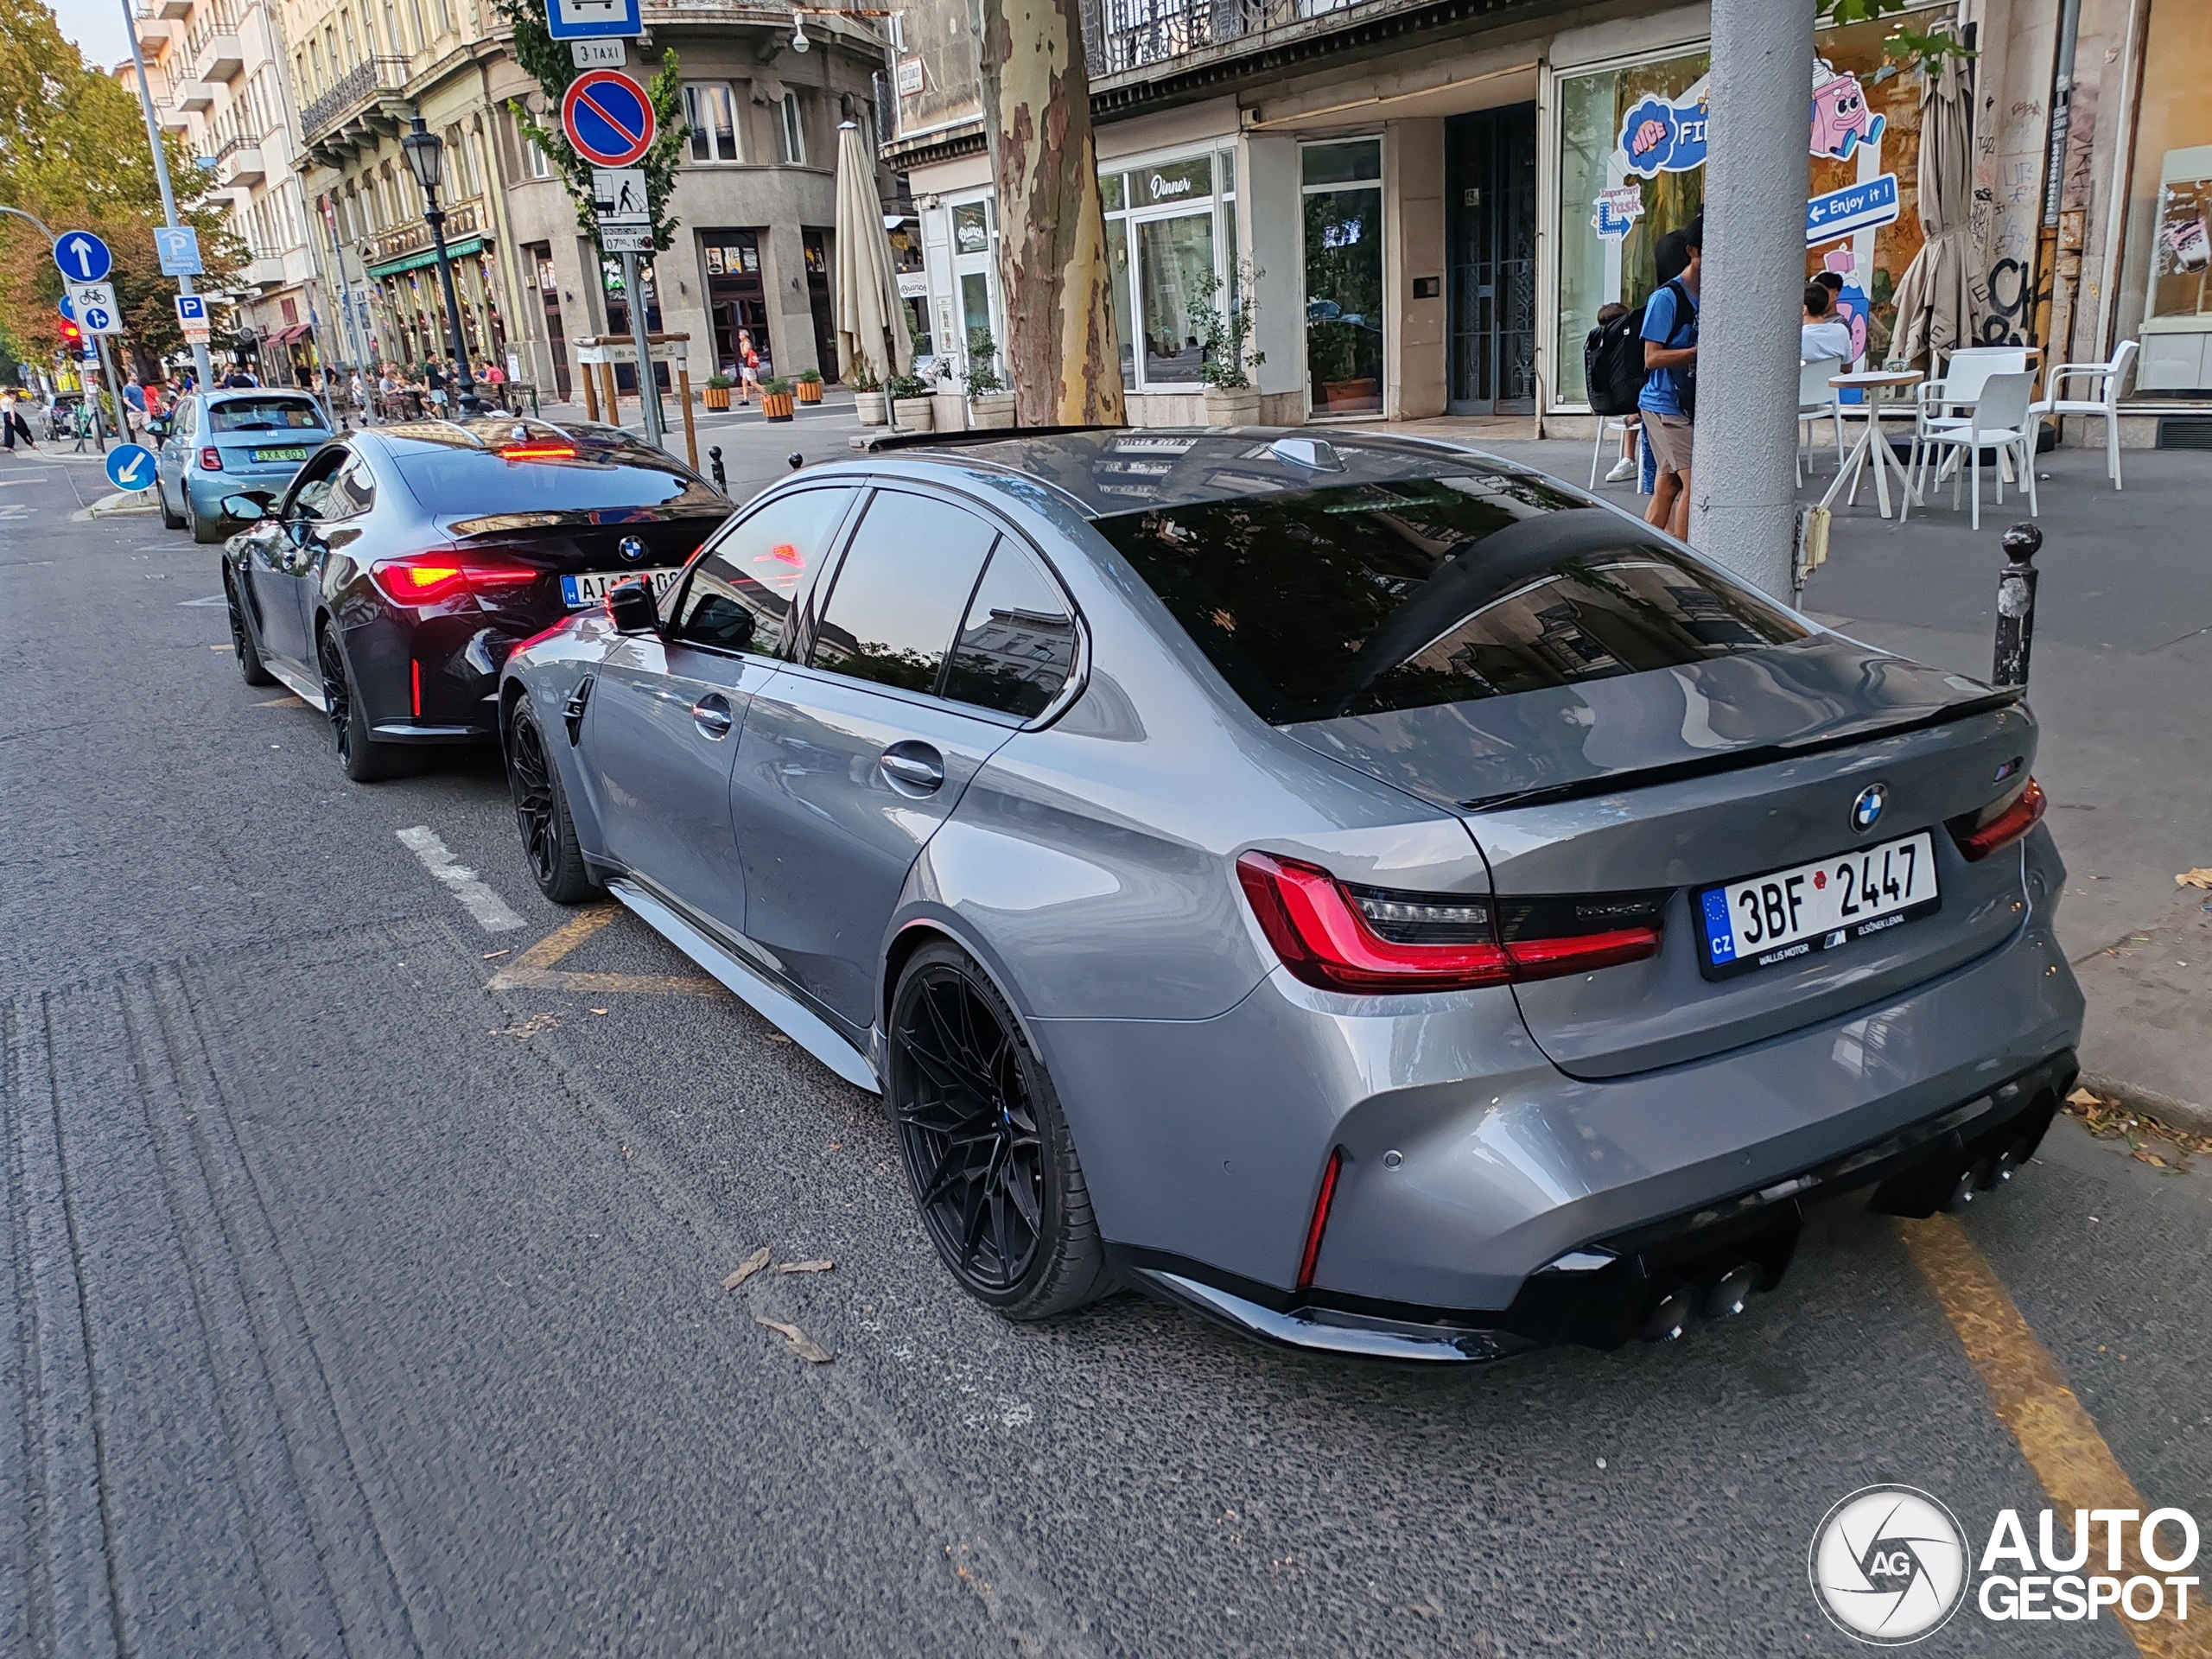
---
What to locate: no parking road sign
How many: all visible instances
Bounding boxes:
[562,68,655,168]
[105,444,156,493]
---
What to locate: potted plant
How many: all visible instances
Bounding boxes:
[794,367,823,404]
[850,365,887,425]
[963,327,1015,429]
[760,375,795,423]
[887,372,935,432]
[1194,263,1266,426]
[702,372,733,411]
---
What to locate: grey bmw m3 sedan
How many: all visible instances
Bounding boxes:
[498,429,2082,1362]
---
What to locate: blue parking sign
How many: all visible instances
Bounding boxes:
[105,443,156,493]
[155,226,203,276]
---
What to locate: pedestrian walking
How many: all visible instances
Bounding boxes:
[0,391,35,453]
[123,377,148,417]
[737,331,763,405]
[1638,215,1700,542]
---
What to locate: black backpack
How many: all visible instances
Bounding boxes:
[1584,278,1696,417]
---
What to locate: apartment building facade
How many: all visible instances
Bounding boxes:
[886,0,2205,444]
[131,0,323,383]
[282,0,895,400]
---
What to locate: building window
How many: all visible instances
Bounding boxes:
[779,92,805,166]
[684,84,741,162]
[1096,147,1238,391]
[523,132,550,178]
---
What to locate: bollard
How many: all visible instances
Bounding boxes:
[709,444,726,493]
[787,451,804,472]
[1992,522,2041,687]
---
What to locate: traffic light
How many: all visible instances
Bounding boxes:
[57,317,84,350]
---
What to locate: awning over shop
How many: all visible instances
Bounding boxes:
[364,235,485,280]
[269,324,312,346]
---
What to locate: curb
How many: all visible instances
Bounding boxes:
[2079,1072,2212,1141]
[73,488,157,522]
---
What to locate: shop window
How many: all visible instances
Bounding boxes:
[1137,214,1215,384]
[2121,1,2212,391]
[685,84,741,163]
[1096,147,1238,391]
[1303,139,1383,415]
[952,201,989,257]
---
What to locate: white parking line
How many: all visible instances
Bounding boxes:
[395,826,526,932]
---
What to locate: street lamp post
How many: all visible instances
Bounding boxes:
[401,116,480,416]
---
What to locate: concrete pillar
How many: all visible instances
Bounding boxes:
[1387,118,1447,420]
[760,220,821,379]
[1689,0,1816,595]
[1240,131,1304,417]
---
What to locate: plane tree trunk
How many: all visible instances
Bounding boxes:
[976,0,1125,425]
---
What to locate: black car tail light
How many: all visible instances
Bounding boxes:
[1946,776,2046,861]
[371,550,540,607]
[1235,852,1664,995]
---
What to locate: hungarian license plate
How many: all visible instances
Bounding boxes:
[252,446,309,463]
[1698,830,1941,979]
[561,567,681,608]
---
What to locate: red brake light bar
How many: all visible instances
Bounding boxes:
[371,551,541,607]
[499,442,577,461]
[1235,851,1663,995]
[1947,776,2046,861]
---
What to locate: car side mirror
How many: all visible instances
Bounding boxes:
[222,491,275,522]
[606,579,661,635]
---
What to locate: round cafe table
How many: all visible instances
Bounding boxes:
[1817,368,1923,520]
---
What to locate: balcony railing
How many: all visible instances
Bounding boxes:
[359,198,486,267]
[302,55,410,143]
[1080,0,1378,78]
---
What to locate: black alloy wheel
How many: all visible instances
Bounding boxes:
[316,625,409,782]
[226,571,276,687]
[506,701,599,903]
[889,942,1113,1319]
[188,487,224,544]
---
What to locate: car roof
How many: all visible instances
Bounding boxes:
[846,427,1527,518]
[365,416,660,457]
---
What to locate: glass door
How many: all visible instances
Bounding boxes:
[1446,104,1539,414]
[1302,139,1384,416]
[950,198,999,379]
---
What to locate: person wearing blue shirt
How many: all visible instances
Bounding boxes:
[1638,216,1700,540]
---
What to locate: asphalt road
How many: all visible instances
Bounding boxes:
[3,442,2205,1656]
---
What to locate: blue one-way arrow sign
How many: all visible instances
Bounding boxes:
[54,229,114,283]
[1806,174,1900,246]
[105,443,156,493]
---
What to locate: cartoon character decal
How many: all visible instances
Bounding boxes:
[1810,60,1885,161]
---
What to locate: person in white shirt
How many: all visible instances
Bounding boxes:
[1802,281,1855,364]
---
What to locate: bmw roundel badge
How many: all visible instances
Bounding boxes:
[619,535,646,563]
[1851,783,1888,834]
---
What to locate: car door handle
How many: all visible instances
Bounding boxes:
[692,692,734,740]
[879,743,944,793]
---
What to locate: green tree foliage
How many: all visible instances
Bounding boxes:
[1819,0,1974,75]
[491,0,687,254]
[0,0,239,369]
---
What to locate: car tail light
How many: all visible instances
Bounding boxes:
[371,550,541,607]
[498,442,576,461]
[199,446,223,471]
[1296,1147,1344,1291]
[1947,776,2046,861]
[410,658,421,717]
[1235,851,1663,994]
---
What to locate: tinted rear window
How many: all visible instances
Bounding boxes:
[392,445,724,519]
[208,397,326,433]
[1094,474,1808,724]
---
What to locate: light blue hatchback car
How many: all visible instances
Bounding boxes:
[149,389,333,543]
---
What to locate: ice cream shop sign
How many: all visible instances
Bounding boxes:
[1615,59,1888,177]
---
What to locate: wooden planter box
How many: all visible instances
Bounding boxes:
[761,391,795,423]
[702,385,732,410]
[795,379,823,404]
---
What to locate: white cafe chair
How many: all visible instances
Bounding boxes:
[1589,413,1638,490]
[1905,371,2038,531]
[2029,339,2137,491]
[1796,356,1846,481]
[1910,347,2028,495]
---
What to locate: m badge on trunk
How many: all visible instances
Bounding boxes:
[1852,784,1888,834]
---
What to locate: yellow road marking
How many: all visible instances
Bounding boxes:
[1901,1214,2212,1657]
[486,905,721,996]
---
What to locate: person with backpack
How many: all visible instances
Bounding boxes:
[1639,216,1700,540]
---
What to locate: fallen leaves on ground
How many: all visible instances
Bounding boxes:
[2177,868,2212,890]
[2064,1086,2212,1173]
[721,1245,772,1291]
[755,1316,832,1363]
[489,1013,558,1039]
[776,1259,834,1274]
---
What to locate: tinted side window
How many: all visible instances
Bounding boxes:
[810,493,996,694]
[327,456,376,518]
[944,543,1077,718]
[286,451,347,521]
[673,486,854,655]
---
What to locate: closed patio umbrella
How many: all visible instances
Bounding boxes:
[1889,35,1975,369]
[833,120,913,391]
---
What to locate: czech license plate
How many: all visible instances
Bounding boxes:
[1698,830,1941,979]
[561,566,681,608]
[252,446,309,463]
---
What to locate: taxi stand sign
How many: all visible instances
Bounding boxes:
[543,0,641,41]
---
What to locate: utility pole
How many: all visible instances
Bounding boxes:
[1688,0,1816,595]
[620,251,664,449]
[118,0,215,390]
